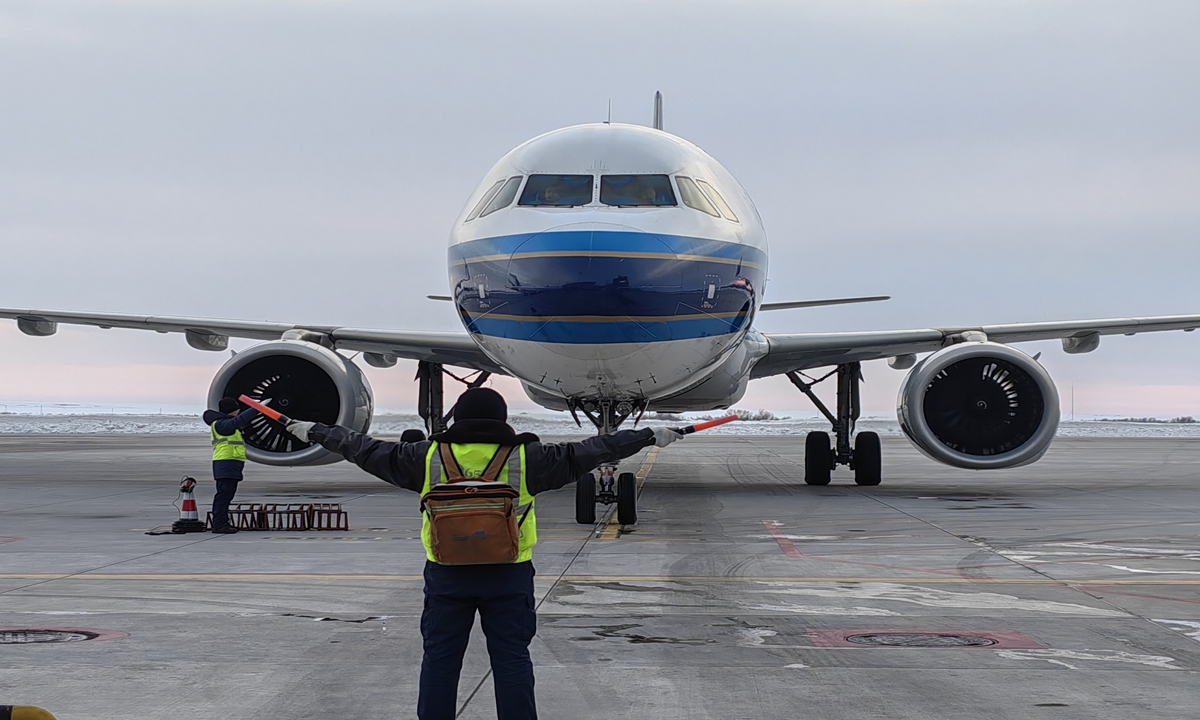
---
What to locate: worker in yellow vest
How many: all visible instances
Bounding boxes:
[201,397,260,534]
[284,388,683,720]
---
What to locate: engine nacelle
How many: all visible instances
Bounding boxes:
[207,340,373,466]
[897,342,1059,470]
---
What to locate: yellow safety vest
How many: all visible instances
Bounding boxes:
[211,424,247,462]
[422,442,534,564]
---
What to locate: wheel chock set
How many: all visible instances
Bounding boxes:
[205,503,350,531]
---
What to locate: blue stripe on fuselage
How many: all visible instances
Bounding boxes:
[449,231,766,344]
[450,231,767,265]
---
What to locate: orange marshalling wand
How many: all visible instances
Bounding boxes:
[676,414,738,435]
[238,395,290,424]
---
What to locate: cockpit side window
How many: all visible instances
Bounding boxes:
[695,179,739,223]
[675,176,721,218]
[518,174,594,207]
[599,175,678,207]
[478,176,523,218]
[465,179,506,222]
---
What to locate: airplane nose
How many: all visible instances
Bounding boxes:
[451,224,755,344]
[496,225,680,342]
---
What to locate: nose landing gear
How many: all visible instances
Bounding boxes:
[788,362,882,486]
[568,397,646,525]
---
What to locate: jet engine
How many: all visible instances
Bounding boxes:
[207,340,373,466]
[897,342,1059,470]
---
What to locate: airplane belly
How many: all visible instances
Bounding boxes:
[450,228,765,400]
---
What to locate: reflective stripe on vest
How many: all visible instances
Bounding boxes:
[211,424,247,462]
[422,442,534,564]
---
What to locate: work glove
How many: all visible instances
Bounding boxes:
[652,427,685,448]
[285,421,316,443]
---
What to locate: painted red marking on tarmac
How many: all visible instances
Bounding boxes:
[807,629,1044,650]
[763,520,802,558]
[0,537,24,546]
[761,521,980,578]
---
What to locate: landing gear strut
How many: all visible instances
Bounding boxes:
[417,361,492,437]
[787,362,882,486]
[568,397,646,525]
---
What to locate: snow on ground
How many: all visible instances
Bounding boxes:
[3,412,1200,438]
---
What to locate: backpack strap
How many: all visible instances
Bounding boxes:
[438,442,466,482]
[433,443,516,484]
[479,445,516,483]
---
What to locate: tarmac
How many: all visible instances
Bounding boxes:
[2,433,1199,719]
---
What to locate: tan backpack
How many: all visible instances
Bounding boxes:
[420,443,529,565]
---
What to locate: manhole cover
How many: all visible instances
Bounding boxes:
[846,632,996,647]
[0,629,99,644]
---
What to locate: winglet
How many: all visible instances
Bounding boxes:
[652,91,663,130]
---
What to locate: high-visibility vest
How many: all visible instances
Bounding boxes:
[211,423,247,462]
[422,442,534,564]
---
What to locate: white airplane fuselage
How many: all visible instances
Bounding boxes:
[448,123,769,412]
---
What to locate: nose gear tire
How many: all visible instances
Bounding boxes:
[616,472,637,525]
[575,472,596,524]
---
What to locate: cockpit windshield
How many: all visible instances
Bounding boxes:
[518,175,594,207]
[478,176,522,218]
[599,175,677,207]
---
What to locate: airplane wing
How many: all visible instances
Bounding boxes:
[752,314,1200,378]
[0,307,504,374]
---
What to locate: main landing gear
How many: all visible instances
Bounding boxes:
[569,397,645,526]
[787,361,882,486]
[417,361,492,436]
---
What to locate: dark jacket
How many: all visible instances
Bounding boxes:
[309,419,655,495]
[202,408,261,480]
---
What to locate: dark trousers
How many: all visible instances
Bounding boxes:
[419,561,537,720]
[211,478,239,529]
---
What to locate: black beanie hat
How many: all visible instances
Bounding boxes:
[218,397,240,413]
[453,388,507,423]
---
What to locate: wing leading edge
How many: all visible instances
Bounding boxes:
[753,314,1200,378]
[0,307,504,375]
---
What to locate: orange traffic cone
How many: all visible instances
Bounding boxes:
[172,477,207,533]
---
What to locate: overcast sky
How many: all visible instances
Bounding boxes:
[2,0,1198,416]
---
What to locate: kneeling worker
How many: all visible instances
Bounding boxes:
[202,397,260,534]
[283,388,684,720]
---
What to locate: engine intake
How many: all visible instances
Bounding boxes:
[897,342,1059,469]
[208,340,373,466]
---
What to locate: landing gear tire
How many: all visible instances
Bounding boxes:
[616,472,637,526]
[804,431,833,485]
[575,473,596,524]
[853,431,882,486]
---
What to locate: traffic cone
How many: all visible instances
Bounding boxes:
[171,477,207,533]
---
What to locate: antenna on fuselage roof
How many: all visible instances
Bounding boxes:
[652,90,663,130]
[606,99,611,124]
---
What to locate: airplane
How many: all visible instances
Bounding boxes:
[4,92,1200,526]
